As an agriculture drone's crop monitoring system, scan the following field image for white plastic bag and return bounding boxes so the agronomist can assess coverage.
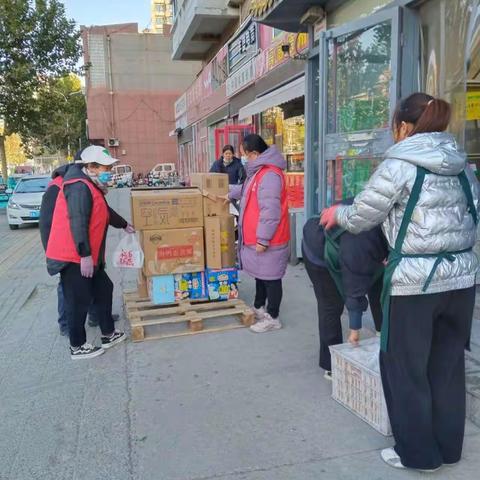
[112,234,144,269]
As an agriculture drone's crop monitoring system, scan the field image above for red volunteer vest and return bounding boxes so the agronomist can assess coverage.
[243,166,290,246]
[46,178,109,266]
[49,176,63,189]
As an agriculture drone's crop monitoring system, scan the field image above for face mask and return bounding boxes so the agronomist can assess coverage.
[241,156,247,166]
[223,156,233,166]
[98,171,112,184]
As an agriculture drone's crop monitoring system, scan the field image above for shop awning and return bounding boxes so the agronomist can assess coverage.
[238,76,305,120]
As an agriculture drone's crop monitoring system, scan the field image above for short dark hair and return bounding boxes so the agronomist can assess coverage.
[222,144,234,154]
[392,92,451,136]
[87,162,102,169]
[242,134,269,155]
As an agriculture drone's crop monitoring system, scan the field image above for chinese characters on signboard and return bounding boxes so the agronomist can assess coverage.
[226,59,256,97]
[228,21,258,74]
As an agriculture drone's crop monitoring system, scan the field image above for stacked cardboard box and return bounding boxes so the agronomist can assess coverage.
[131,176,239,305]
[190,173,236,270]
[131,187,206,304]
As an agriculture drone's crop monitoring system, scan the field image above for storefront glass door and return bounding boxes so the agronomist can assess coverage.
[319,8,402,207]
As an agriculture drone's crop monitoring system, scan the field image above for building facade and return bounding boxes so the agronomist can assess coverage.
[252,0,480,218]
[151,0,174,34]
[172,0,308,213]
[81,23,201,174]
[171,0,479,255]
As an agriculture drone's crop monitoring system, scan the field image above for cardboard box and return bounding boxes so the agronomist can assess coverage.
[147,273,207,304]
[174,272,208,301]
[142,227,205,276]
[205,268,239,301]
[190,173,229,217]
[204,216,236,269]
[137,270,148,298]
[148,275,175,305]
[131,188,204,230]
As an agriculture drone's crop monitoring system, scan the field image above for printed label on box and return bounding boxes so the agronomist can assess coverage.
[157,245,194,260]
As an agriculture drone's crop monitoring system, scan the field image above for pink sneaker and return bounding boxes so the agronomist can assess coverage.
[250,313,282,333]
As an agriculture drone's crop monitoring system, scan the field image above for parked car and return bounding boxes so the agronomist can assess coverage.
[0,178,8,209]
[6,175,50,230]
[150,163,176,180]
[111,164,133,187]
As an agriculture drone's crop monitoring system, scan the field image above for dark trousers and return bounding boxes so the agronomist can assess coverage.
[57,280,100,330]
[304,257,383,371]
[254,278,283,318]
[60,264,115,348]
[380,287,475,470]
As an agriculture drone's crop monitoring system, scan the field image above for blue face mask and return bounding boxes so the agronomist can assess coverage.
[98,171,112,184]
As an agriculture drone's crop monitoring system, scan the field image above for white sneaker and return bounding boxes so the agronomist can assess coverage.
[381,448,441,473]
[253,306,266,322]
[381,448,405,469]
[250,313,282,333]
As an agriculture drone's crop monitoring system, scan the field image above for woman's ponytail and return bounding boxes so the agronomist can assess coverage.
[392,93,451,136]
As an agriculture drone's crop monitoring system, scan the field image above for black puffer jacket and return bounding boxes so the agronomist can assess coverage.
[209,157,246,185]
[302,216,388,326]
[43,164,128,275]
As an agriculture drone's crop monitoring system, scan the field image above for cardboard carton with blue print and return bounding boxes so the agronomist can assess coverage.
[206,268,239,301]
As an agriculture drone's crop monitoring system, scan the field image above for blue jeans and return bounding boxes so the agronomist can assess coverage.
[57,280,98,329]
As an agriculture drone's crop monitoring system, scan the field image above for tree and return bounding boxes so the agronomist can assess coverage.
[0,0,81,180]
[5,133,28,166]
[30,74,87,158]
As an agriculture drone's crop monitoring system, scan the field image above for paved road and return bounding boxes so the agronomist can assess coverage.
[1,190,480,480]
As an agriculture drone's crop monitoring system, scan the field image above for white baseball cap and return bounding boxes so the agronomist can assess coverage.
[79,146,119,166]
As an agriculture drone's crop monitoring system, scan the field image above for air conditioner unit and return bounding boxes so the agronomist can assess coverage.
[108,138,120,147]
[300,6,325,26]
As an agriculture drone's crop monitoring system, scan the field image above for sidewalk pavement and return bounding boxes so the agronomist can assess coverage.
[0,190,480,479]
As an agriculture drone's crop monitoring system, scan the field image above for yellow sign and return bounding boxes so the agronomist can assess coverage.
[466,91,480,121]
[250,0,275,17]
[267,33,308,71]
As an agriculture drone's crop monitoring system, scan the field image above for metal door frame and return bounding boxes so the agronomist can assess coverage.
[317,6,414,210]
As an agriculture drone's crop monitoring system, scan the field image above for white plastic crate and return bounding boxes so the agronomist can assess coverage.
[329,337,392,436]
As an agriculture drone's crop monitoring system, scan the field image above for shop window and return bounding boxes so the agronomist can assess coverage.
[260,106,305,173]
[466,6,480,170]
[419,0,478,138]
[258,102,306,209]
[325,19,392,205]
[327,22,392,134]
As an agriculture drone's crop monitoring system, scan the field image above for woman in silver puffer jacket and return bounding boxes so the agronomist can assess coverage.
[322,93,479,472]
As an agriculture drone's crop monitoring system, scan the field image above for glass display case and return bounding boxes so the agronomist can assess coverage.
[320,8,400,207]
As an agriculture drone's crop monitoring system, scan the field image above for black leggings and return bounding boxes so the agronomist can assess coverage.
[61,264,115,348]
[254,278,283,318]
[380,287,475,470]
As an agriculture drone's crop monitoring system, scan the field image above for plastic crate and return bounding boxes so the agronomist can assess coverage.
[329,337,392,436]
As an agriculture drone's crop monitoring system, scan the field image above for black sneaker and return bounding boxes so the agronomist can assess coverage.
[70,343,104,360]
[101,331,126,349]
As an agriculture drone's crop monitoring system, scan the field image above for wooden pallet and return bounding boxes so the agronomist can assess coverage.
[123,291,254,342]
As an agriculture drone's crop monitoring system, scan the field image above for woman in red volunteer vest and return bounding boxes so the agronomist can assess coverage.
[46,146,128,360]
[229,134,290,333]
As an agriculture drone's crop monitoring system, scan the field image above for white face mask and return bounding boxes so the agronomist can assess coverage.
[241,156,247,166]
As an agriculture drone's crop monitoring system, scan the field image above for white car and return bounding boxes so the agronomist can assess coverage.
[150,163,176,180]
[111,164,133,187]
[7,175,50,230]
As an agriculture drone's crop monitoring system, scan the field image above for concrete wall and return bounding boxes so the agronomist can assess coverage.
[82,26,201,174]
